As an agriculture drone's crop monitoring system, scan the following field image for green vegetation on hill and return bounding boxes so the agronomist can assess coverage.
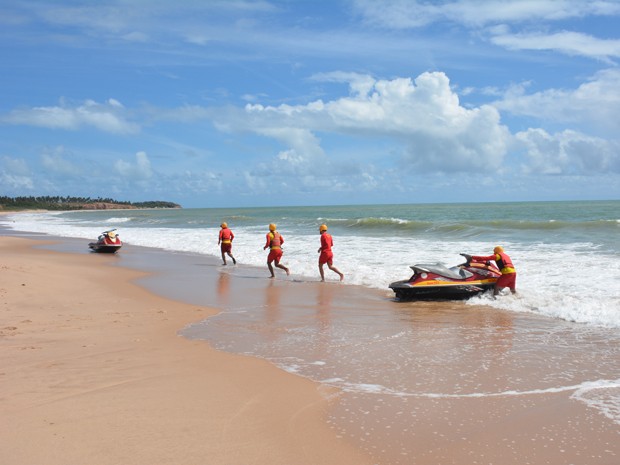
[0,196,181,211]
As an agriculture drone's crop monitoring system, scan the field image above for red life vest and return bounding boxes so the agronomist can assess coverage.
[495,252,515,273]
[269,232,282,249]
[220,228,233,244]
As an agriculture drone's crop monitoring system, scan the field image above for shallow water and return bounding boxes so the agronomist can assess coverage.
[3,200,620,328]
[3,203,620,464]
[179,276,620,464]
[96,245,620,464]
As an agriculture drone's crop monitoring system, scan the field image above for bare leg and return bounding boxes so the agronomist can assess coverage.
[228,252,236,264]
[221,251,227,265]
[267,262,275,278]
[328,264,344,281]
[276,263,290,275]
[493,284,503,296]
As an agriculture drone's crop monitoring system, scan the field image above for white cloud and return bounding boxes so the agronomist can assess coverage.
[490,30,620,61]
[494,68,620,134]
[242,72,510,173]
[352,0,620,29]
[114,151,153,179]
[28,1,277,46]
[2,99,139,134]
[352,0,620,61]
[0,172,34,190]
[311,71,377,97]
[1,155,30,176]
[1,156,33,189]
[40,146,82,176]
[516,128,620,174]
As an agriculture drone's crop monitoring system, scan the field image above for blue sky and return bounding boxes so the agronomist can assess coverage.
[1,0,619,208]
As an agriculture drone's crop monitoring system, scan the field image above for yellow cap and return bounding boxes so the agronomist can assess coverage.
[494,246,504,254]
[221,222,227,229]
[269,223,276,231]
[319,224,327,232]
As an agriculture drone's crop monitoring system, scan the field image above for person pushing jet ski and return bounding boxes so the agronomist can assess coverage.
[463,246,516,296]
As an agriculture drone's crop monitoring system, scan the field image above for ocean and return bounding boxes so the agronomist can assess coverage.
[3,200,620,463]
[4,200,619,327]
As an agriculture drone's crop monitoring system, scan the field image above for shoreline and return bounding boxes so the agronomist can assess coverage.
[2,227,620,465]
[0,235,374,465]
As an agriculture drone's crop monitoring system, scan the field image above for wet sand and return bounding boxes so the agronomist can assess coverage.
[123,239,620,464]
[2,232,619,465]
[0,235,373,465]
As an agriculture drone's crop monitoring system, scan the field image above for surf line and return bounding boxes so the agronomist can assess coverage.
[327,377,620,399]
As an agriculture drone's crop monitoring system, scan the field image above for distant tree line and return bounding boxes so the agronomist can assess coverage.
[0,196,181,211]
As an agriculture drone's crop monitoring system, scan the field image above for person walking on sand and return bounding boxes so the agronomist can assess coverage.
[470,245,516,296]
[317,224,344,282]
[264,223,289,278]
[218,222,236,265]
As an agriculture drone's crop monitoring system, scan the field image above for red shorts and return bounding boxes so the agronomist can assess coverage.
[267,248,283,264]
[220,243,232,253]
[319,250,333,265]
[497,273,516,290]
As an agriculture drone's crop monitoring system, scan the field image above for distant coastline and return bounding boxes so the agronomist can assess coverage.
[0,196,182,212]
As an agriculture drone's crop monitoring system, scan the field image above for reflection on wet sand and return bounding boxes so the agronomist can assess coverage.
[133,250,620,465]
[216,271,230,306]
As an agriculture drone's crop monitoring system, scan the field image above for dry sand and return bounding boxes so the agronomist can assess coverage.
[3,233,619,465]
[0,236,373,465]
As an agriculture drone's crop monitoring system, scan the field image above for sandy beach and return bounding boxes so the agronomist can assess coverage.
[2,232,619,465]
[0,236,373,465]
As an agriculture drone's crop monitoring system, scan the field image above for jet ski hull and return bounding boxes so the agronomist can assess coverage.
[390,280,494,301]
[389,260,501,301]
[89,243,122,253]
[89,229,122,253]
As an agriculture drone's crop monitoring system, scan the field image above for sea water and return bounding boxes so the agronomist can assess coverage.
[4,200,619,328]
[3,200,620,463]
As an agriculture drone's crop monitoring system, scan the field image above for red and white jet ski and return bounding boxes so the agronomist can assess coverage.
[89,229,122,253]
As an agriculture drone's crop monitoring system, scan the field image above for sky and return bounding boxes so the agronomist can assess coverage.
[1,0,619,208]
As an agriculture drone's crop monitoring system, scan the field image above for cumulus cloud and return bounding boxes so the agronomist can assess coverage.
[115,151,153,179]
[494,68,620,133]
[2,98,139,134]
[515,128,620,174]
[241,71,510,173]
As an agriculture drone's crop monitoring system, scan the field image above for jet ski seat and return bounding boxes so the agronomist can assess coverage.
[411,264,473,280]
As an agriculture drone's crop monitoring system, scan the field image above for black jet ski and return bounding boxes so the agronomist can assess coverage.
[389,254,501,300]
[89,229,122,253]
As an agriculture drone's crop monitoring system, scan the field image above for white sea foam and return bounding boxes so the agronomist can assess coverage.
[572,381,620,426]
[3,210,620,329]
[325,377,620,399]
[286,360,620,425]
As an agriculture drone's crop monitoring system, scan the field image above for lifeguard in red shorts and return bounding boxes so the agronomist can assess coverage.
[317,224,344,282]
[472,245,516,296]
[218,222,236,265]
[264,223,289,278]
